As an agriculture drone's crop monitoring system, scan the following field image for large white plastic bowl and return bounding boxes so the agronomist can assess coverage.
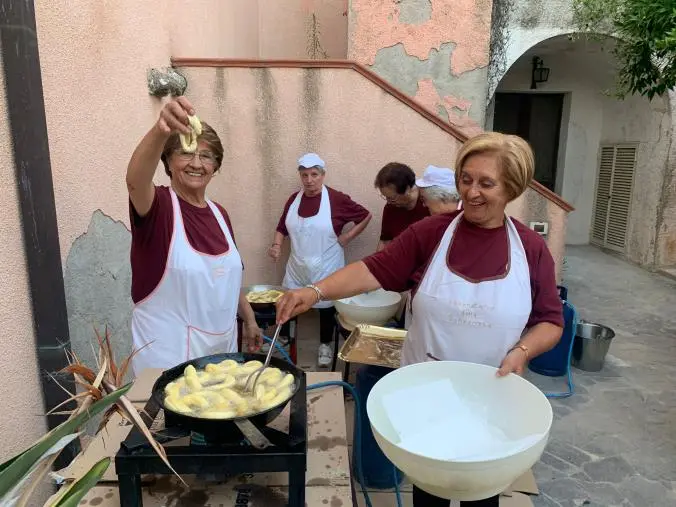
[334,289,401,326]
[366,361,552,501]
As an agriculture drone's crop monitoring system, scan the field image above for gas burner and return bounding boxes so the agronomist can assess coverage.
[115,376,307,506]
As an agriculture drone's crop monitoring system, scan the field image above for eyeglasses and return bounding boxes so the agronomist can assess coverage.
[379,187,412,204]
[174,150,218,167]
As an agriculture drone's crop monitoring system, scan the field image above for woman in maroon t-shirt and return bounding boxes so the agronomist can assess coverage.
[268,153,372,367]
[374,162,430,252]
[126,97,261,376]
[276,133,563,507]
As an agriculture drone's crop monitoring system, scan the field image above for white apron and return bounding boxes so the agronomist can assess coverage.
[131,189,242,376]
[282,186,345,309]
[402,213,532,368]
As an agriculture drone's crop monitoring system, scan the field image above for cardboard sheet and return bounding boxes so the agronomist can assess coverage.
[54,371,352,504]
[52,367,539,507]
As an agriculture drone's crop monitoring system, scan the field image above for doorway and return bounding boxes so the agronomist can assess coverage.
[493,93,564,192]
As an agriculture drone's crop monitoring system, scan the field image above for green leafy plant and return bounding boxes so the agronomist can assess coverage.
[0,385,129,506]
[0,327,183,507]
[48,458,111,507]
[573,0,676,98]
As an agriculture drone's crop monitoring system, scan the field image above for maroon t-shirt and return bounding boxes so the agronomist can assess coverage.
[276,186,370,237]
[363,212,563,328]
[380,196,430,241]
[129,185,237,303]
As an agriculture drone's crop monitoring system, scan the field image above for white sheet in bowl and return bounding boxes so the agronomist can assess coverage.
[382,379,544,462]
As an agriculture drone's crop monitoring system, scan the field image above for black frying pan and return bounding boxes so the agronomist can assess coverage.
[151,352,304,439]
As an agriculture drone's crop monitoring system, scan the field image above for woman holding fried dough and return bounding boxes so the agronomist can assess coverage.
[126,97,261,377]
[276,133,564,507]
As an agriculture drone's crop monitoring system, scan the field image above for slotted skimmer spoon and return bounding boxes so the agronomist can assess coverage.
[245,323,282,393]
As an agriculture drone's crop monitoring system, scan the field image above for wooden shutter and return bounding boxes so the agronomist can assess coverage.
[591,146,614,245]
[605,145,637,250]
[591,144,637,251]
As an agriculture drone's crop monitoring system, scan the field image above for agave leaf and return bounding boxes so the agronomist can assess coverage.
[103,381,186,486]
[92,356,107,390]
[95,326,117,383]
[0,383,131,499]
[2,433,80,507]
[46,392,91,416]
[47,457,110,507]
[61,364,96,384]
[115,342,152,387]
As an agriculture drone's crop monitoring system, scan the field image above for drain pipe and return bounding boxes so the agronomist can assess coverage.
[0,1,79,468]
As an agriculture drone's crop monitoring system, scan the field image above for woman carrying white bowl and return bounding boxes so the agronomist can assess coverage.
[276,132,564,507]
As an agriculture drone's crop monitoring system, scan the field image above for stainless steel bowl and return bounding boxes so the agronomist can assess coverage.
[242,284,286,311]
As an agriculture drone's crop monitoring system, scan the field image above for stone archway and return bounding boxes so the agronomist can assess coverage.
[487,34,674,268]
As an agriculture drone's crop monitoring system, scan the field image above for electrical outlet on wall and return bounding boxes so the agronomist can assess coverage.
[529,221,549,237]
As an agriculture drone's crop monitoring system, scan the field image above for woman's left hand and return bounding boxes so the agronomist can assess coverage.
[242,320,263,352]
[338,233,350,247]
[496,347,528,377]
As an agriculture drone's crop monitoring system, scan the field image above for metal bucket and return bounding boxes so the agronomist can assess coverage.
[571,320,615,372]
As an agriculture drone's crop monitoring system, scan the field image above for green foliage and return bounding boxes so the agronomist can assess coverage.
[49,458,111,507]
[0,383,131,506]
[573,0,676,98]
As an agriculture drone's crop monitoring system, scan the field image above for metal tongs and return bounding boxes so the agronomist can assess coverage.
[244,324,282,393]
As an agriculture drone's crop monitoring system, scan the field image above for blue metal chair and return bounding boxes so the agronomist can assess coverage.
[534,299,577,399]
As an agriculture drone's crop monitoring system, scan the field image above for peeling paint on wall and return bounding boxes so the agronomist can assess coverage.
[351,0,491,76]
[370,43,489,125]
[414,78,483,135]
[64,210,133,381]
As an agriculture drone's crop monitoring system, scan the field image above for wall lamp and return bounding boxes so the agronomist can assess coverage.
[530,56,550,89]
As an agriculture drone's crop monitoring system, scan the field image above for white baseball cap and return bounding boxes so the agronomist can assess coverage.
[298,153,325,169]
[416,165,456,191]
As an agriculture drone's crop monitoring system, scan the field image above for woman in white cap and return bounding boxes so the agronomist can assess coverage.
[276,134,563,507]
[268,153,372,366]
[417,165,462,215]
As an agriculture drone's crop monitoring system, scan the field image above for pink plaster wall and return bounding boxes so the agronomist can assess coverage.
[349,0,490,74]
[0,58,49,487]
[169,0,347,59]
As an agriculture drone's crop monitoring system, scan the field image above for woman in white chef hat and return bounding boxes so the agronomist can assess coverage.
[388,165,462,328]
[416,165,462,214]
[269,153,372,367]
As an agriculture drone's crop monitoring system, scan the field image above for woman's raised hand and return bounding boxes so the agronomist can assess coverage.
[156,97,195,136]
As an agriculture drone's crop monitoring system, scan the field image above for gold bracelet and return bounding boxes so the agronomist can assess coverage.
[512,343,529,360]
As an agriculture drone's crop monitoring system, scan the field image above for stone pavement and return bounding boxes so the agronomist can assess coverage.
[527,246,676,507]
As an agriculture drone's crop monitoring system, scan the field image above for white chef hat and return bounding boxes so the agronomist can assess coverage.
[298,153,325,170]
[416,165,457,192]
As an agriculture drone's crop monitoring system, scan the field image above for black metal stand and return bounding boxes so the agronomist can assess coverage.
[331,315,353,383]
[115,376,308,506]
